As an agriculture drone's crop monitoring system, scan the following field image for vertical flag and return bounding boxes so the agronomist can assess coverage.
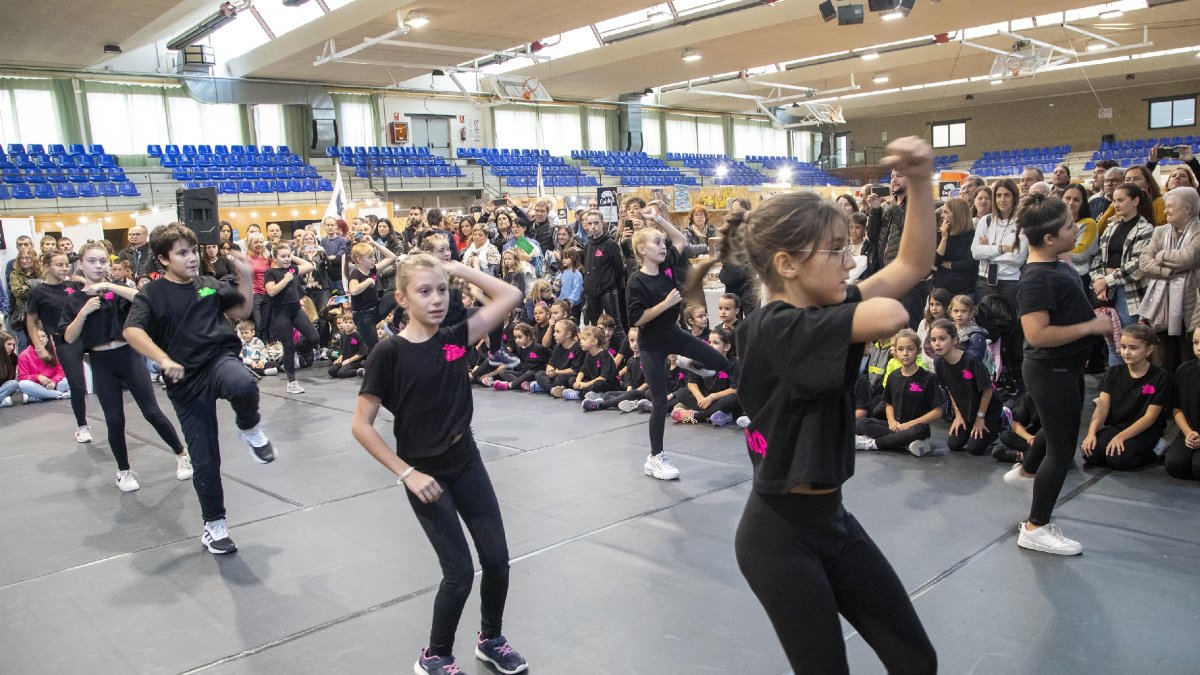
[535,161,544,198]
[324,161,346,219]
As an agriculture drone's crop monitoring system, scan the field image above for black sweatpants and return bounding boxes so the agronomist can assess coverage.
[1082,425,1161,471]
[1022,358,1086,526]
[51,334,88,427]
[1165,435,1200,480]
[168,353,261,523]
[736,490,936,674]
[90,344,184,471]
[597,388,648,409]
[533,371,574,391]
[327,361,362,378]
[672,388,742,421]
[855,417,931,451]
[584,289,622,332]
[270,302,319,382]
[353,305,381,352]
[407,443,509,658]
[641,328,728,455]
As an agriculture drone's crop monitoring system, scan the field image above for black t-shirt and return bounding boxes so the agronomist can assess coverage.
[358,322,473,460]
[349,265,379,312]
[443,286,467,330]
[263,266,301,306]
[664,244,689,288]
[734,286,866,493]
[514,342,549,373]
[548,340,585,373]
[1173,360,1200,427]
[1010,392,1042,434]
[687,356,740,395]
[60,288,131,352]
[934,353,999,425]
[532,322,549,348]
[338,331,370,362]
[1102,364,1170,432]
[124,275,244,390]
[627,269,680,348]
[1105,217,1137,268]
[622,354,646,389]
[854,374,871,413]
[580,349,618,387]
[882,367,939,424]
[1017,261,1097,363]
[666,363,688,394]
[26,281,78,337]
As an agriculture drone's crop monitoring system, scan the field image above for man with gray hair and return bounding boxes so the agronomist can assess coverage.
[1028,182,1053,197]
[1019,166,1044,196]
[961,175,985,206]
[118,225,159,278]
[1090,166,1125,219]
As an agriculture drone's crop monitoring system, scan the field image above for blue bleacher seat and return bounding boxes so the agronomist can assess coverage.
[287,179,303,192]
[99,182,119,197]
[147,144,163,158]
[48,144,66,156]
[118,182,140,197]
[69,143,86,155]
[78,183,99,198]
[36,184,57,199]
[12,185,34,199]
[255,179,272,192]
[219,180,237,194]
[245,145,259,155]
[6,144,24,155]
[317,179,333,191]
[24,170,45,184]
[26,144,45,155]
[0,185,9,200]
[197,144,212,155]
[260,145,274,155]
[182,145,197,155]
[88,144,105,155]
[44,168,66,183]
[277,145,289,155]
[326,146,339,158]
[164,144,181,155]
[213,145,229,155]
[3,168,23,184]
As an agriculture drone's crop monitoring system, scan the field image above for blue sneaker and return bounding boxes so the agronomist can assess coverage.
[710,410,733,427]
[529,381,545,394]
[562,389,581,400]
[414,648,464,675]
[487,348,521,368]
[581,398,601,411]
[475,633,527,674]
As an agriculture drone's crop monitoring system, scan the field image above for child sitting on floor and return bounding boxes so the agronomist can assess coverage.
[238,321,277,376]
[329,314,369,378]
[1081,324,1169,471]
[669,327,743,427]
[484,323,548,391]
[854,329,941,457]
[557,325,618,400]
[532,319,583,394]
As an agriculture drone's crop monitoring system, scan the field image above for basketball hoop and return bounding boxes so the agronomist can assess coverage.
[521,78,538,101]
[1005,55,1024,79]
[804,102,846,125]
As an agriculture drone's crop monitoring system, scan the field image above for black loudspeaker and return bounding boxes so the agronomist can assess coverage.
[819,1,836,22]
[176,187,220,245]
[868,0,897,11]
[312,118,338,151]
[1101,133,1116,146]
[897,0,916,16]
[838,4,865,25]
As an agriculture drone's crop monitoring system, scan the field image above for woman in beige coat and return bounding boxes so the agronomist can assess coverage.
[1138,186,1200,374]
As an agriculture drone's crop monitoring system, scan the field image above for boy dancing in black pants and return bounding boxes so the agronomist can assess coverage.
[124,224,276,554]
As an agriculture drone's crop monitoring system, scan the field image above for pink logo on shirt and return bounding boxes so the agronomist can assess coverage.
[288,267,297,275]
[608,348,616,356]
[595,359,601,368]
[103,292,115,301]
[529,351,538,359]
[64,287,76,295]
[443,344,466,361]
[746,429,768,457]
[350,338,358,345]
[718,371,729,379]
[502,333,508,341]
[594,250,604,257]
[664,268,674,279]
[909,382,923,392]
[371,274,378,282]
[961,369,973,380]
[568,351,575,359]
[678,371,686,380]
[1141,384,1156,395]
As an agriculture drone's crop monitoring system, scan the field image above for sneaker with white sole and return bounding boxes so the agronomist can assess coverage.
[238,426,276,464]
[854,434,876,450]
[475,633,528,674]
[480,376,495,387]
[201,518,237,554]
[1017,522,1082,556]
[644,452,681,480]
[675,355,716,378]
[75,426,93,443]
[581,399,602,412]
[617,399,641,413]
[115,469,140,492]
[176,454,193,481]
[709,411,733,427]
[736,415,751,428]
[414,648,462,675]
[562,389,581,400]
[286,381,305,394]
[264,367,278,376]
[671,408,698,424]
[636,399,654,413]
[487,348,521,368]
[1003,462,1035,489]
[550,385,565,398]
[908,439,931,457]
[528,381,544,393]
[0,396,12,408]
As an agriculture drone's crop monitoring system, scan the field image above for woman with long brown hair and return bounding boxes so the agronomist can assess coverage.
[933,196,976,296]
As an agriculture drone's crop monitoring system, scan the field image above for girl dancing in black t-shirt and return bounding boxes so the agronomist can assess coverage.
[690,138,938,673]
[351,253,528,675]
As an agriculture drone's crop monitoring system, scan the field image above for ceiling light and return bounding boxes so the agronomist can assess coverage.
[1098,10,1123,20]
[681,48,702,62]
[405,11,430,28]
[860,52,880,61]
[1086,40,1108,52]
[881,11,903,21]
[990,79,1003,85]
[873,74,890,83]
[647,8,672,23]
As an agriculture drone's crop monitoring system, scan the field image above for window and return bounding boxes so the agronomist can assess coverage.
[586,109,609,152]
[0,84,63,146]
[492,108,537,149]
[254,104,288,147]
[834,133,850,168]
[1149,97,1196,130]
[931,121,966,149]
[86,90,170,154]
[641,110,661,156]
[167,96,243,146]
[538,108,582,156]
[336,96,377,147]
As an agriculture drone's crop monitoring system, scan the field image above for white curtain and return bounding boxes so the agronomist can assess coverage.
[696,117,725,155]
[86,91,169,154]
[665,116,698,155]
[641,111,661,156]
[539,108,582,156]
[493,108,537,149]
[733,118,786,158]
[792,131,813,162]
[0,87,63,146]
[167,97,243,146]
[337,97,377,147]
[253,104,288,147]
[586,109,609,152]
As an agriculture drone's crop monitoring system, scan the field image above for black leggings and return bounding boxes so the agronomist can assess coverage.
[407,445,509,658]
[672,388,742,421]
[496,370,537,387]
[270,302,319,381]
[168,353,261,523]
[976,278,1023,382]
[946,423,998,455]
[855,417,931,451]
[534,371,574,391]
[51,334,88,427]
[1082,425,1161,471]
[1022,358,1086,526]
[597,388,648,409]
[353,306,381,352]
[584,289,623,332]
[1165,435,1200,480]
[736,490,936,674]
[90,344,185,470]
[641,329,728,455]
[327,361,362,378]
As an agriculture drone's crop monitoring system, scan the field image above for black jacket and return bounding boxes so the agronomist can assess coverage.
[583,231,624,297]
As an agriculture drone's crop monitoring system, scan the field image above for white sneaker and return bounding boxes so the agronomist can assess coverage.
[644,452,681,480]
[617,400,641,413]
[115,470,140,492]
[58,391,72,400]
[675,356,716,378]
[201,518,237,554]
[908,439,930,457]
[1017,522,1082,556]
[584,391,604,401]
[854,434,876,450]
[75,426,93,443]
[286,381,305,394]
[264,367,278,376]
[176,454,193,481]
[239,426,276,464]
[1003,463,1035,489]
[0,396,12,408]
[736,415,750,428]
